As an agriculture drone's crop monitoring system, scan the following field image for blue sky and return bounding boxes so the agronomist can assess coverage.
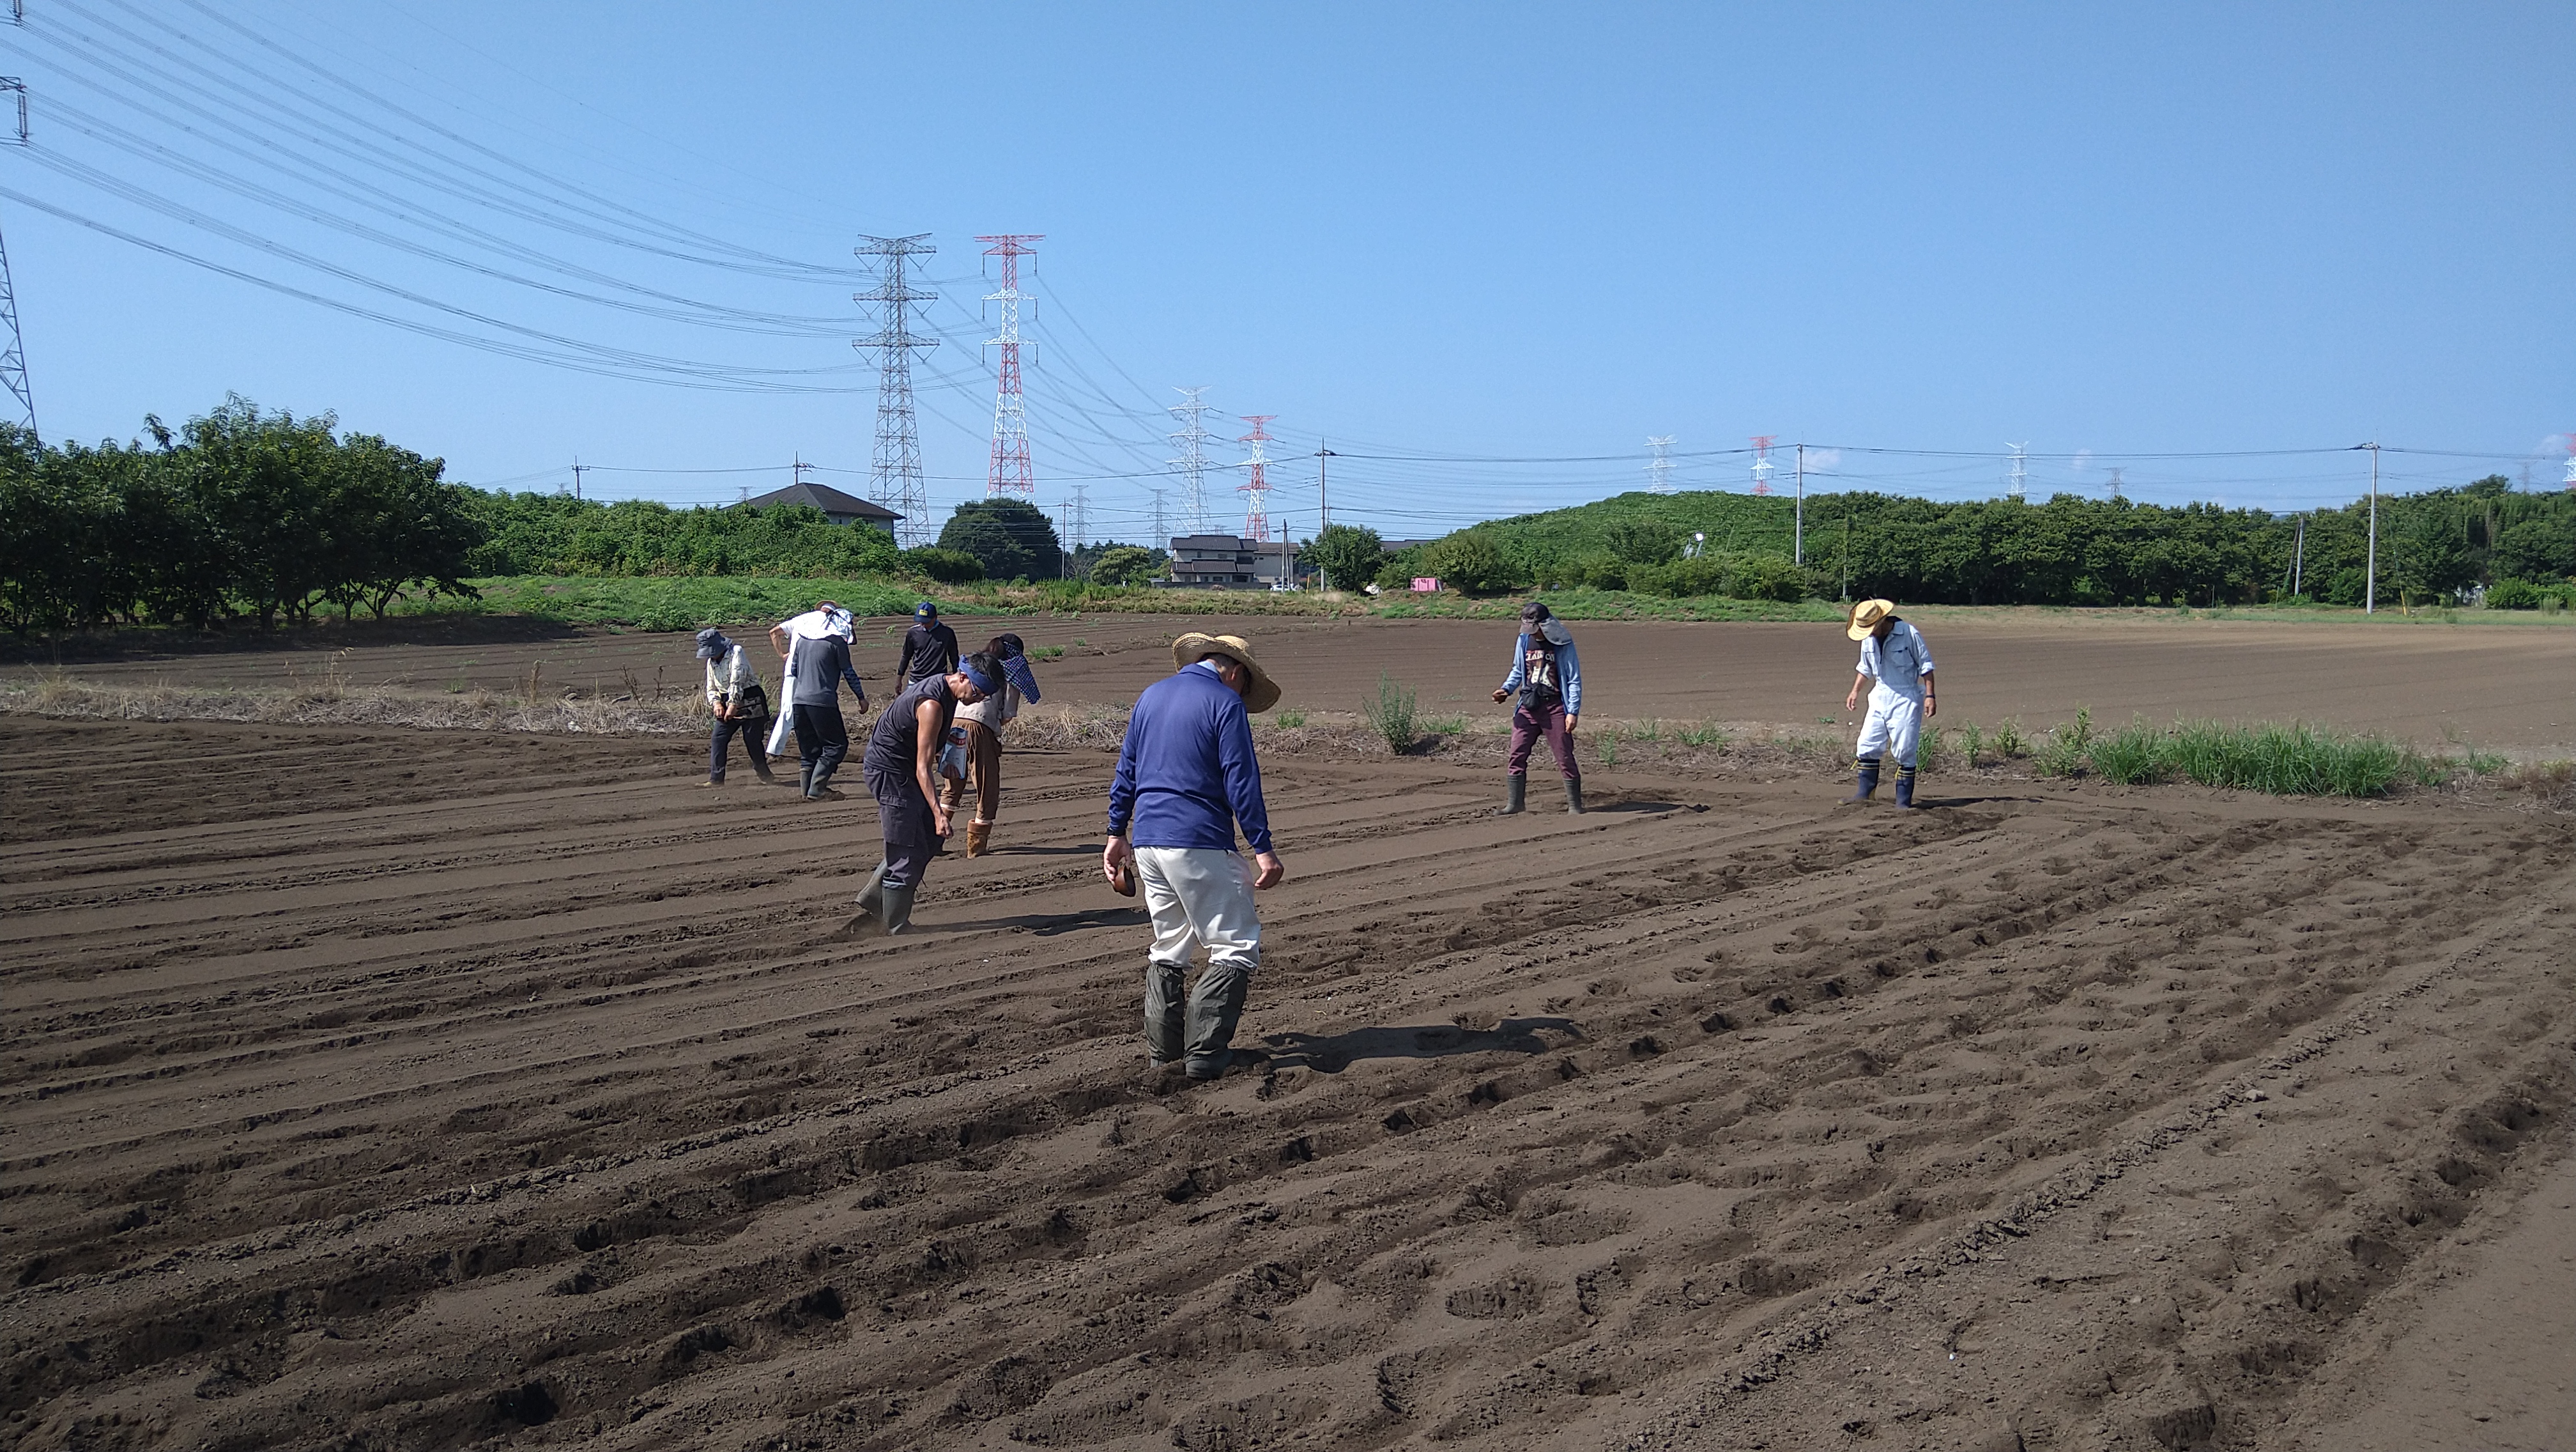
[4,1,2570,542]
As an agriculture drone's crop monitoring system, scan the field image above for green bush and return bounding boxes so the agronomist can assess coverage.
[1729,555,1811,602]
[1085,544,1164,587]
[902,546,984,583]
[2483,578,2572,610]
[1360,671,1420,752]
[1422,532,1516,593]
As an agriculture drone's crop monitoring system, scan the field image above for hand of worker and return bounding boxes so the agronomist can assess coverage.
[931,804,951,839]
[1101,833,1133,887]
[1252,851,1285,890]
[1491,688,1509,703]
[1924,694,1938,718]
[1564,714,1578,733]
[1844,687,1862,712]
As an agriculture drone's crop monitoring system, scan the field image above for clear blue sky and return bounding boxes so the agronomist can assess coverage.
[5,1,2570,542]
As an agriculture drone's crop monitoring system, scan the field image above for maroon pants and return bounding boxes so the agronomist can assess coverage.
[1508,701,1580,781]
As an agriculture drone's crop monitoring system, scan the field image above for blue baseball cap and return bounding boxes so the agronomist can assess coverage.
[915,600,939,619]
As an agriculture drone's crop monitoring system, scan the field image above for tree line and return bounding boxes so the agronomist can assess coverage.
[1337,477,2576,607]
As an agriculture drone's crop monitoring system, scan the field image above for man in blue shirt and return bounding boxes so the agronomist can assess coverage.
[1102,632,1287,1081]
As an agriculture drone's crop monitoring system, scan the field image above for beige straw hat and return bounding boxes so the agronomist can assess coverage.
[1172,631,1282,713]
[1846,598,1897,642]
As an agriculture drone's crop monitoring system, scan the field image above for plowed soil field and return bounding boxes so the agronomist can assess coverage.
[5,715,2572,1451]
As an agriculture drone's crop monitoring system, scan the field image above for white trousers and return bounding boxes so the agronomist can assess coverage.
[1135,846,1262,971]
[1856,691,1924,768]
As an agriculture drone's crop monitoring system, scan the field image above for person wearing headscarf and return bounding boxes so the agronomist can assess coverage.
[894,600,960,685]
[694,626,776,787]
[1492,599,1585,815]
[850,651,1001,935]
[765,603,867,799]
[940,632,1045,856]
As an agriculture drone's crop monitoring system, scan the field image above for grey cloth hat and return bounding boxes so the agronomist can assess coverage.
[694,627,730,660]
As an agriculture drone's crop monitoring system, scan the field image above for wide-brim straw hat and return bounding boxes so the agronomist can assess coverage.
[1846,598,1897,642]
[1172,631,1282,713]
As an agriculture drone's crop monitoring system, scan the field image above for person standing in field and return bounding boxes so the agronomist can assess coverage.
[1491,599,1584,815]
[1102,633,1287,1082]
[1842,598,1936,808]
[694,627,776,787]
[940,632,1045,857]
[767,604,868,800]
[851,651,1000,935]
[895,600,960,685]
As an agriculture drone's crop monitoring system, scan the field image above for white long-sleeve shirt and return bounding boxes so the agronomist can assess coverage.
[703,644,760,709]
[1857,621,1935,702]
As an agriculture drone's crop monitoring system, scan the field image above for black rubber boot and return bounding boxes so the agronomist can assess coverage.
[1894,765,1919,808]
[1563,777,1584,815]
[853,860,887,913]
[877,884,917,936]
[1183,964,1253,1079]
[798,760,815,796]
[1143,961,1187,1067]
[1844,756,1882,802]
[1501,775,1527,815]
[806,764,843,801]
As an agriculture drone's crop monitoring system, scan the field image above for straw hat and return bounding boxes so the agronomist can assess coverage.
[1846,598,1897,642]
[1172,631,1281,713]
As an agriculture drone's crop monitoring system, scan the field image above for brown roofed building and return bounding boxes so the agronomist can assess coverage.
[737,481,903,529]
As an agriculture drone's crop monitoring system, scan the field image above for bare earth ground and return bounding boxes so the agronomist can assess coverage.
[15,610,2576,752]
[4,698,2573,1450]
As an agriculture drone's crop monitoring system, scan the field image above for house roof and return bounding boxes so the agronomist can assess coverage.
[738,481,902,523]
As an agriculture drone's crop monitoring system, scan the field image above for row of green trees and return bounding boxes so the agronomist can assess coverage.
[1340,477,2576,607]
[1,404,484,632]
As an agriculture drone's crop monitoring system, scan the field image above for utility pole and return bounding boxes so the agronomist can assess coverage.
[1236,414,1276,543]
[1793,443,1805,564]
[0,68,34,438]
[978,234,1041,500]
[1315,442,1336,531]
[1167,386,1215,534]
[2292,514,2306,598]
[792,453,813,489]
[1841,513,1851,601]
[571,458,588,501]
[1646,436,1675,495]
[2361,442,2380,614]
[854,233,938,546]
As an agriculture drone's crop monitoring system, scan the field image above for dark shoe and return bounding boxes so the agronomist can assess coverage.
[854,861,887,913]
[877,884,917,935]
[1563,777,1584,814]
[752,759,776,784]
[798,761,815,796]
[1894,766,1919,808]
[1844,757,1882,803]
[806,785,845,801]
[1501,775,1526,815]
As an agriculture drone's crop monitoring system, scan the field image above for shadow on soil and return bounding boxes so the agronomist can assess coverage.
[1261,1016,1582,1074]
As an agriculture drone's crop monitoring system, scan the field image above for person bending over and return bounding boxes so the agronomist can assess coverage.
[852,651,999,934]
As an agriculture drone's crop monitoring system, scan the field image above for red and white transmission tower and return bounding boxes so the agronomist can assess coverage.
[1236,414,1278,541]
[978,234,1042,498]
[1750,435,1777,495]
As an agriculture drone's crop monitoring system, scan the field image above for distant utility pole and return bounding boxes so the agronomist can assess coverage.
[2005,441,2028,501]
[2292,514,2306,597]
[978,234,1042,500]
[1315,442,1336,530]
[1793,443,1805,564]
[792,453,813,488]
[0,70,34,438]
[1646,436,1676,495]
[571,458,588,500]
[854,233,939,546]
[1167,386,1215,534]
[2361,441,2380,613]
[1750,436,1776,495]
[1236,414,1277,542]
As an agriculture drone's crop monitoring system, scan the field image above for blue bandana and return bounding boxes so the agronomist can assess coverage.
[962,661,1001,696]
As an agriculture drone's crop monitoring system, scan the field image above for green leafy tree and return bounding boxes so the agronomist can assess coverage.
[902,546,985,583]
[1422,530,1515,592]
[1086,544,1165,586]
[938,498,1061,582]
[1301,523,1385,591]
[1601,517,1681,566]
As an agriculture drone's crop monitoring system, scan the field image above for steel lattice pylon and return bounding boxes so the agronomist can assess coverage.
[1167,386,1215,536]
[1236,414,1277,542]
[853,233,938,546]
[978,234,1041,499]
[0,75,29,439]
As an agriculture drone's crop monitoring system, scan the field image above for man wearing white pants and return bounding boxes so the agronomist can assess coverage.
[1103,633,1287,1081]
[1842,598,1937,808]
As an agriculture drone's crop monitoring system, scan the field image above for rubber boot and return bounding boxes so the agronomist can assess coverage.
[1844,755,1882,803]
[965,820,992,857]
[798,760,814,796]
[806,764,844,801]
[877,884,917,936]
[1563,777,1585,815]
[1143,961,1187,1067]
[751,748,776,785]
[852,860,887,913]
[1894,764,1919,808]
[1501,775,1527,815]
[1183,962,1254,1080]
